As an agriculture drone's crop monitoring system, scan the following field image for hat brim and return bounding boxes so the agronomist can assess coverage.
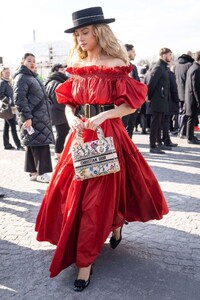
[64,18,115,33]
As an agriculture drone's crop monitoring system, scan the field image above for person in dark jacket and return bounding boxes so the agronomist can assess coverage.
[174,52,194,138]
[13,53,54,183]
[0,67,24,150]
[162,69,179,147]
[139,65,149,134]
[169,67,180,132]
[144,62,156,131]
[122,44,140,138]
[147,47,172,154]
[185,51,200,144]
[45,64,70,160]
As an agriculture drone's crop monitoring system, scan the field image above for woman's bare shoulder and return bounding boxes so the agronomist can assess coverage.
[68,60,84,67]
[113,58,127,67]
[68,58,127,68]
[102,57,127,68]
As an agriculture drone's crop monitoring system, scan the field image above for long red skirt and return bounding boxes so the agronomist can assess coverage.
[35,118,168,277]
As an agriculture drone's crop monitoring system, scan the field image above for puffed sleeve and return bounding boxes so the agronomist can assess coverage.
[55,78,77,107]
[115,77,148,109]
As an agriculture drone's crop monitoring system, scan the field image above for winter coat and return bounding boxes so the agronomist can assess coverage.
[45,72,69,126]
[146,59,170,114]
[13,65,54,146]
[168,70,179,115]
[0,79,16,120]
[185,62,200,116]
[174,54,194,102]
[0,78,14,104]
[130,63,140,81]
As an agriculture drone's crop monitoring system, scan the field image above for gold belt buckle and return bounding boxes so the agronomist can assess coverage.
[100,105,105,112]
[84,103,90,118]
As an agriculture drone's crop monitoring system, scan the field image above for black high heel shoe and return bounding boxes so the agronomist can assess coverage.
[110,226,122,249]
[74,265,93,292]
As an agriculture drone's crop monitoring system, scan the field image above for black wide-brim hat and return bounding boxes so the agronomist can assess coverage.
[64,6,115,33]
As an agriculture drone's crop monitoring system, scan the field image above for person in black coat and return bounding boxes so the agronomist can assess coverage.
[45,64,70,160]
[174,52,194,138]
[169,67,180,132]
[147,48,172,154]
[162,69,179,147]
[122,44,140,138]
[13,53,54,182]
[144,62,156,131]
[139,65,149,134]
[0,67,23,150]
[185,51,200,144]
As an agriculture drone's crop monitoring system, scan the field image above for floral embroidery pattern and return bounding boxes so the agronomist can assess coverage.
[71,127,120,180]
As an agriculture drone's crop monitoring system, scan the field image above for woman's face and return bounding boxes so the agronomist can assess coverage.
[22,55,36,72]
[75,25,98,52]
[2,68,10,80]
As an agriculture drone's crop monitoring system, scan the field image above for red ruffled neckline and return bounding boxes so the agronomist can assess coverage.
[66,65,132,75]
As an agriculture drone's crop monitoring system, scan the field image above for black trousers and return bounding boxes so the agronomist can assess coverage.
[55,123,70,153]
[170,114,179,131]
[162,115,171,145]
[122,110,138,138]
[179,101,187,136]
[150,111,164,148]
[186,113,198,141]
[25,145,52,175]
[140,113,147,133]
[3,117,21,148]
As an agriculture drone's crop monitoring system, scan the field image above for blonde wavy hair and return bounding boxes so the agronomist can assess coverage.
[68,24,129,65]
[0,66,12,85]
[0,66,8,78]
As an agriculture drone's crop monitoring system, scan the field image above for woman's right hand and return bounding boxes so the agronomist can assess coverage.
[23,119,32,129]
[67,114,85,132]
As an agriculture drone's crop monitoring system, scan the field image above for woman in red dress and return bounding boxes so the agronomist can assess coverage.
[35,6,169,291]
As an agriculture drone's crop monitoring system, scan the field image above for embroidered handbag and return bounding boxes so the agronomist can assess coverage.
[70,126,120,180]
[0,97,13,120]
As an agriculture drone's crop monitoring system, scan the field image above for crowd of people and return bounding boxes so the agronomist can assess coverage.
[1,50,199,156]
[124,47,200,154]
[0,34,199,163]
[142,48,200,154]
[0,59,70,183]
[0,5,199,292]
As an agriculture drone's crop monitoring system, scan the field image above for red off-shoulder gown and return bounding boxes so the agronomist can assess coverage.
[35,65,168,278]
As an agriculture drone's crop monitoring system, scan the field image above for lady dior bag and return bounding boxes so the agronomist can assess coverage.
[70,126,120,180]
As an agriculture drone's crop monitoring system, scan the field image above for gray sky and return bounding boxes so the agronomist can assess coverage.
[1,0,199,67]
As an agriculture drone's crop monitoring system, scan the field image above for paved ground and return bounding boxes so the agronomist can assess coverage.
[0,118,200,300]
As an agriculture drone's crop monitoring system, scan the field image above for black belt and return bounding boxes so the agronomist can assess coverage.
[77,103,115,118]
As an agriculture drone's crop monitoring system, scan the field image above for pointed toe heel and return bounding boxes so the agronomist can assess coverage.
[73,265,93,292]
[110,226,122,249]
[74,279,90,292]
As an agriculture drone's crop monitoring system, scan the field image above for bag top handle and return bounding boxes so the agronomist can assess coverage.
[76,126,105,145]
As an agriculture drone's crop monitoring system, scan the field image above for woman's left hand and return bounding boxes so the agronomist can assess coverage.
[84,113,106,130]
